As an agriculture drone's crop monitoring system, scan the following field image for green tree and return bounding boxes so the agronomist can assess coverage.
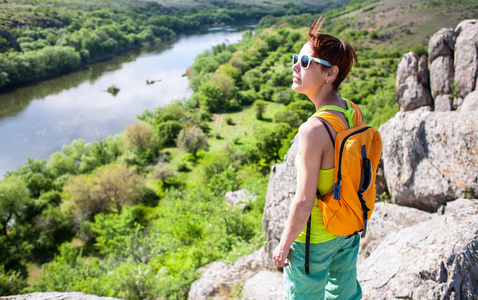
[123,120,155,152]
[0,176,30,237]
[63,164,146,219]
[176,127,209,159]
[0,264,26,296]
[254,123,291,164]
[254,100,267,120]
[156,120,182,147]
[209,73,235,100]
[197,82,223,113]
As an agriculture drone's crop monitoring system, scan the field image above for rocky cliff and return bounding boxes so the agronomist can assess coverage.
[398,19,478,112]
[189,19,478,300]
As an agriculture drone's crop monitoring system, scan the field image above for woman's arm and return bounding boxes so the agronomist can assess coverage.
[273,119,327,267]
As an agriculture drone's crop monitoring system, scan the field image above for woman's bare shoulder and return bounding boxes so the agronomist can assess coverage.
[299,118,327,139]
[298,118,329,151]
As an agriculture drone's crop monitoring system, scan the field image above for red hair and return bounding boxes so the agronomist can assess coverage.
[308,17,358,91]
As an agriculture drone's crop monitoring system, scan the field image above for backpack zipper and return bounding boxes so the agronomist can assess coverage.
[334,126,372,200]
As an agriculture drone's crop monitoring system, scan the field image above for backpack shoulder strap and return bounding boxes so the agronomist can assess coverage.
[309,99,364,131]
[347,100,365,126]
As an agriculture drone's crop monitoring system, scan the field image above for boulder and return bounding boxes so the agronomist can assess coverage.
[262,136,298,270]
[428,27,455,62]
[454,19,478,103]
[460,90,478,112]
[429,55,454,99]
[379,108,478,212]
[418,55,429,87]
[224,189,257,209]
[359,202,430,260]
[241,271,283,300]
[434,94,452,111]
[396,51,418,81]
[0,293,119,300]
[188,248,264,300]
[396,52,432,111]
[358,198,478,299]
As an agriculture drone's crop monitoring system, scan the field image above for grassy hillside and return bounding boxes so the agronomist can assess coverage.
[322,0,478,51]
[147,0,351,10]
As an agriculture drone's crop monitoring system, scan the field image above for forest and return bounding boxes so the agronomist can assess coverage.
[1,0,477,298]
[0,0,343,91]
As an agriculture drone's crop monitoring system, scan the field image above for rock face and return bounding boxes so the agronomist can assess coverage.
[398,19,478,112]
[224,189,257,209]
[0,293,119,300]
[242,271,283,300]
[359,202,430,260]
[460,90,478,112]
[188,248,264,300]
[379,108,478,212]
[261,136,298,270]
[454,19,478,104]
[428,27,455,62]
[429,55,453,100]
[358,198,478,299]
[396,52,432,111]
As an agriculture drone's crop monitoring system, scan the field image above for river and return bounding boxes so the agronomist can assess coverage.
[0,26,251,177]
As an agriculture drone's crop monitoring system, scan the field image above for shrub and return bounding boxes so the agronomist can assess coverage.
[176,127,209,159]
[156,120,183,147]
[254,100,267,120]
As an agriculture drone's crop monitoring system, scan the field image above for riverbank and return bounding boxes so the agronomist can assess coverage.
[0,27,248,177]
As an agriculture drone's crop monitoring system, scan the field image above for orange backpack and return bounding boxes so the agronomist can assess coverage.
[303,100,382,274]
[310,99,382,238]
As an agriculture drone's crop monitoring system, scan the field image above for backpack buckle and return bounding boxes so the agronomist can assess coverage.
[333,180,341,200]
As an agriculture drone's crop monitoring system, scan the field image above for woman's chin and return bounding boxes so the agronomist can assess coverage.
[291,83,302,92]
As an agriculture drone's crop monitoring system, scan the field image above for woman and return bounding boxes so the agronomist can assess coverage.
[272,18,362,299]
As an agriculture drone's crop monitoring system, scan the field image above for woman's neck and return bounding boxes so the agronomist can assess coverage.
[310,89,342,111]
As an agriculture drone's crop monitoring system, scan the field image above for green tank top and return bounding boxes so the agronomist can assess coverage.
[294,99,356,243]
[294,150,337,243]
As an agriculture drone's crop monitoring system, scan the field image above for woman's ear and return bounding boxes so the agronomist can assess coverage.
[326,66,339,83]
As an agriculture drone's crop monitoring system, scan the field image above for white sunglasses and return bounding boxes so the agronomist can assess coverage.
[292,54,332,69]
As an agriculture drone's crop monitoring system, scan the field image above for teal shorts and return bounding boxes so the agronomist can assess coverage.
[283,234,362,300]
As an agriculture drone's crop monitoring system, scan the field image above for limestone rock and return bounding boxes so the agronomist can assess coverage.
[359,202,430,260]
[430,55,454,99]
[0,293,119,300]
[397,51,418,81]
[241,271,283,300]
[454,19,478,103]
[428,27,455,62]
[418,55,429,88]
[460,90,478,112]
[225,189,257,209]
[379,108,478,212]
[396,52,432,111]
[188,248,263,300]
[434,94,452,111]
[358,198,478,299]
[262,136,298,270]
[455,19,478,36]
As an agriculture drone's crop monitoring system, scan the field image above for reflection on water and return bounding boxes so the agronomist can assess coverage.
[0,27,249,176]
[0,41,175,120]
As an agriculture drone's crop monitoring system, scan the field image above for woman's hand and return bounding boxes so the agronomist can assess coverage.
[272,244,289,268]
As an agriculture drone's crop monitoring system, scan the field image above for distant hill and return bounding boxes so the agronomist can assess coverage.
[323,0,478,51]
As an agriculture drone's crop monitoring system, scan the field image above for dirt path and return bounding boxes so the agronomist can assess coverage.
[215,113,224,129]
